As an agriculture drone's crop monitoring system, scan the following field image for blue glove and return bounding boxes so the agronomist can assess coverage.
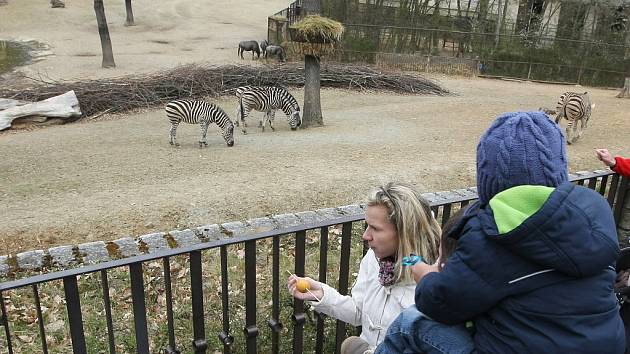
[402,254,423,266]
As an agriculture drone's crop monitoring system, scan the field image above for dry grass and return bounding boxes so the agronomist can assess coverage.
[0,63,448,118]
[290,15,344,43]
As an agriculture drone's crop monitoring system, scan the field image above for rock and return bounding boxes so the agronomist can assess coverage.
[16,250,45,270]
[48,245,76,267]
[78,241,110,264]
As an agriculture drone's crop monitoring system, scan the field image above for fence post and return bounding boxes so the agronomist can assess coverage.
[615,177,630,242]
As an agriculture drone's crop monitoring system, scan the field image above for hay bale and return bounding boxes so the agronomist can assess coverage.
[289,16,344,44]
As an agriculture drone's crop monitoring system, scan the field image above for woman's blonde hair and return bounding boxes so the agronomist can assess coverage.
[366,182,441,284]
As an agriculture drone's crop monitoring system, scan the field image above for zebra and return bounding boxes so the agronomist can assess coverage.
[236,86,297,133]
[237,87,301,134]
[554,91,594,144]
[165,99,235,147]
[233,85,275,129]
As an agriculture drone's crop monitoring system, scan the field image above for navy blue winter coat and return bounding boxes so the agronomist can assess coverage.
[416,182,625,354]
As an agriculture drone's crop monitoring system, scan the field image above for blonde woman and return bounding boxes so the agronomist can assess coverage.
[287,182,441,354]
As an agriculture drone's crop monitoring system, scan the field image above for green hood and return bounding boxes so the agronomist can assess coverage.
[489,185,554,234]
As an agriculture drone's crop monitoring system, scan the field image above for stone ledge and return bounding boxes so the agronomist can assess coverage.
[0,182,483,277]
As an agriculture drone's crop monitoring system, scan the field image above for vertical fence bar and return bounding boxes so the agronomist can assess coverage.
[587,177,598,190]
[268,236,283,354]
[162,257,178,354]
[292,230,307,354]
[32,284,49,354]
[129,263,150,354]
[1,291,14,354]
[576,178,585,186]
[441,203,452,226]
[335,222,353,354]
[100,270,116,354]
[608,174,621,207]
[614,177,630,224]
[219,246,233,353]
[189,251,207,353]
[315,227,329,354]
[244,241,259,354]
[63,276,87,354]
[599,175,609,196]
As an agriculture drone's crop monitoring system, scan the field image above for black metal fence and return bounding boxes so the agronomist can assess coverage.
[268,0,305,46]
[335,23,630,87]
[1,171,628,354]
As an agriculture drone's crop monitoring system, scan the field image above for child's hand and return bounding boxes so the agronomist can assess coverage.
[615,270,630,289]
[287,275,324,302]
[411,261,439,283]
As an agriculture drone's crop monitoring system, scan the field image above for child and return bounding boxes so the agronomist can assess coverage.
[377,111,625,354]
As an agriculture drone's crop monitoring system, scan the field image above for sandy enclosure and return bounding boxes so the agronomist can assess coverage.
[0,0,287,80]
[0,1,629,253]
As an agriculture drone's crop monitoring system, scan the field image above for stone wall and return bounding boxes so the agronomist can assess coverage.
[1,170,623,278]
[0,204,367,277]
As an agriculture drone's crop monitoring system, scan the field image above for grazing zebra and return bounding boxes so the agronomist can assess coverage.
[237,87,301,134]
[233,85,275,129]
[554,92,594,144]
[165,99,235,147]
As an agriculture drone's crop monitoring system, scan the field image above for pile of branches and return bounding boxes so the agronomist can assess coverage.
[0,64,448,118]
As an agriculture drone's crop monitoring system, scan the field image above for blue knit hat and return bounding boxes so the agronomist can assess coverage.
[476,111,568,204]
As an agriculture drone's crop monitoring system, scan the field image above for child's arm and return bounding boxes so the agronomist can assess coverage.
[415,252,503,325]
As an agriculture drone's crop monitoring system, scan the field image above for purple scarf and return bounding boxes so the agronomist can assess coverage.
[378,256,397,287]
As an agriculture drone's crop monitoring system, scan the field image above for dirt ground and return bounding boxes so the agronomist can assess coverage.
[1,1,629,254]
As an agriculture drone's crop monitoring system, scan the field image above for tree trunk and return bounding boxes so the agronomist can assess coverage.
[125,0,135,26]
[618,77,630,98]
[302,55,323,128]
[494,0,503,49]
[94,0,116,68]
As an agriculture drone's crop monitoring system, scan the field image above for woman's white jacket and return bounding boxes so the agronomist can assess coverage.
[310,249,416,348]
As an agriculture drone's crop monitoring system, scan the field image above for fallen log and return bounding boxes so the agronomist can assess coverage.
[0,91,81,130]
[0,98,29,111]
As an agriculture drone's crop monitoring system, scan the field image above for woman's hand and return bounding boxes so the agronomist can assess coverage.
[411,262,439,283]
[287,275,324,301]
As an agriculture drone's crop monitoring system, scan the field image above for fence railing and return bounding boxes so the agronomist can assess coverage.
[335,23,630,87]
[1,170,628,354]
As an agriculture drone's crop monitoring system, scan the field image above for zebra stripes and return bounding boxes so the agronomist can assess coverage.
[236,86,301,134]
[554,91,594,144]
[165,99,235,147]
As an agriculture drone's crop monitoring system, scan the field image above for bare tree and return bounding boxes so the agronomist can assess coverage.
[125,0,135,26]
[302,54,323,127]
[94,0,115,68]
